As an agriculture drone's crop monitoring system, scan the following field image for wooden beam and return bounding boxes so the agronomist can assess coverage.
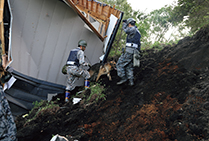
[64,0,122,41]
[87,0,92,11]
[65,0,104,41]
[79,0,83,6]
[83,0,87,9]
[0,0,5,55]
[104,18,109,34]
[97,3,102,15]
[92,1,97,13]
[0,0,4,22]
[102,5,110,18]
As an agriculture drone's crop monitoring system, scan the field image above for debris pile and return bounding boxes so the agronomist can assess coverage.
[15,25,209,141]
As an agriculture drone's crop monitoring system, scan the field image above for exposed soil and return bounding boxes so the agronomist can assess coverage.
[15,25,209,141]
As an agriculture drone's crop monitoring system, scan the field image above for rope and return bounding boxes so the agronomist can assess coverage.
[85,55,92,65]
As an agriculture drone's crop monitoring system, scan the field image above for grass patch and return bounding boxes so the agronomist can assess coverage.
[24,100,60,125]
[75,81,107,105]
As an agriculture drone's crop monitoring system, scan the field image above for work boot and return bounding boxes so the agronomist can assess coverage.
[117,78,127,85]
[85,79,90,90]
[65,91,70,102]
[128,79,134,86]
[65,98,69,102]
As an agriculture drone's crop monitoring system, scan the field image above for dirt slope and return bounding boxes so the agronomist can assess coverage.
[15,25,209,141]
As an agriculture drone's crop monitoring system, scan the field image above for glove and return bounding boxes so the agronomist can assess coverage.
[135,54,140,60]
[122,19,127,23]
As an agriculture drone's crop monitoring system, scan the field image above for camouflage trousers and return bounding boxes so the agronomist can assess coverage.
[0,87,17,141]
[116,52,134,80]
[66,66,90,91]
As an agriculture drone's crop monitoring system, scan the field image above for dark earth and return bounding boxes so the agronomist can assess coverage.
[15,25,209,141]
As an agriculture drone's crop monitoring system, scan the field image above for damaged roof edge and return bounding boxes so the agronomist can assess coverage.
[63,0,104,41]
[62,0,122,42]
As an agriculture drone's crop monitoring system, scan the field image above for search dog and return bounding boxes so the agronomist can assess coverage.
[88,60,116,82]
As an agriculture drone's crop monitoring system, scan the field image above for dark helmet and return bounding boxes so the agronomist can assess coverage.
[127,18,136,25]
[78,40,87,47]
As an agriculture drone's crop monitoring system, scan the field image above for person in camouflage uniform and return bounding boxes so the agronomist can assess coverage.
[0,87,17,141]
[0,54,17,141]
[65,40,91,102]
[116,18,141,86]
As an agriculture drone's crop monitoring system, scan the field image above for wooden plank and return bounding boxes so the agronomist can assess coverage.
[90,12,106,21]
[73,0,121,21]
[115,10,120,18]
[102,5,110,17]
[79,0,83,6]
[0,0,4,22]
[104,18,109,34]
[112,9,117,16]
[64,0,122,41]
[110,5,115,17]
[74,0,79,5]
[97,3,102,15]
[78,0,121,19]
[83,0,87,9]
[88,0,92,11]
[73,0,78,5]
[92,1,97,13]
[65,0,104,41]
[95,3,108,20]
[0,0,5,55]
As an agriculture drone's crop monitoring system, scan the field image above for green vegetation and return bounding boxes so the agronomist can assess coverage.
[75,81,107,104]
[22,81,108,123]
[87,82,107,102]
[100,0,208,57]
[24,100,60,125]
[170,0,209,32]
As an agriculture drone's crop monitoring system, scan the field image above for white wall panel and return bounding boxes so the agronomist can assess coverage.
[10,0,104,86]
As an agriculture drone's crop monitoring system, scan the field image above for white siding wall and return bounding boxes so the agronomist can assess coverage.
[9,0,103,86]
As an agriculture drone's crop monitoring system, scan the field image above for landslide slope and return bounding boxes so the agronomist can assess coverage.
[16,26,209,141]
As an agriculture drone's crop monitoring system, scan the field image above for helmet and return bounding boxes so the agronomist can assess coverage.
[127,18,136,25]
[78,40,87,47]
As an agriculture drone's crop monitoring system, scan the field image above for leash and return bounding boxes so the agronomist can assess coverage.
[85,55,92,65]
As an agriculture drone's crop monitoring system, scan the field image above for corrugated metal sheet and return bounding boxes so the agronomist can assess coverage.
[9,0,103,86]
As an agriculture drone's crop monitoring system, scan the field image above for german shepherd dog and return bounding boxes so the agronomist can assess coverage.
[88,61,116,82]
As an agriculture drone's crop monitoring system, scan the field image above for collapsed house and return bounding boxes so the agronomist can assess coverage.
[1,0,123,116]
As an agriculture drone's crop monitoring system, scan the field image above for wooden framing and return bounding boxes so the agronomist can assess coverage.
[0,0,5,55]
[65,0,121,41]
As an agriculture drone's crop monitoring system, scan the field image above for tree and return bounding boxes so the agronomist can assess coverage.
[147,6,173,42]
[170,0,209,32]
[99,0,195,54]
